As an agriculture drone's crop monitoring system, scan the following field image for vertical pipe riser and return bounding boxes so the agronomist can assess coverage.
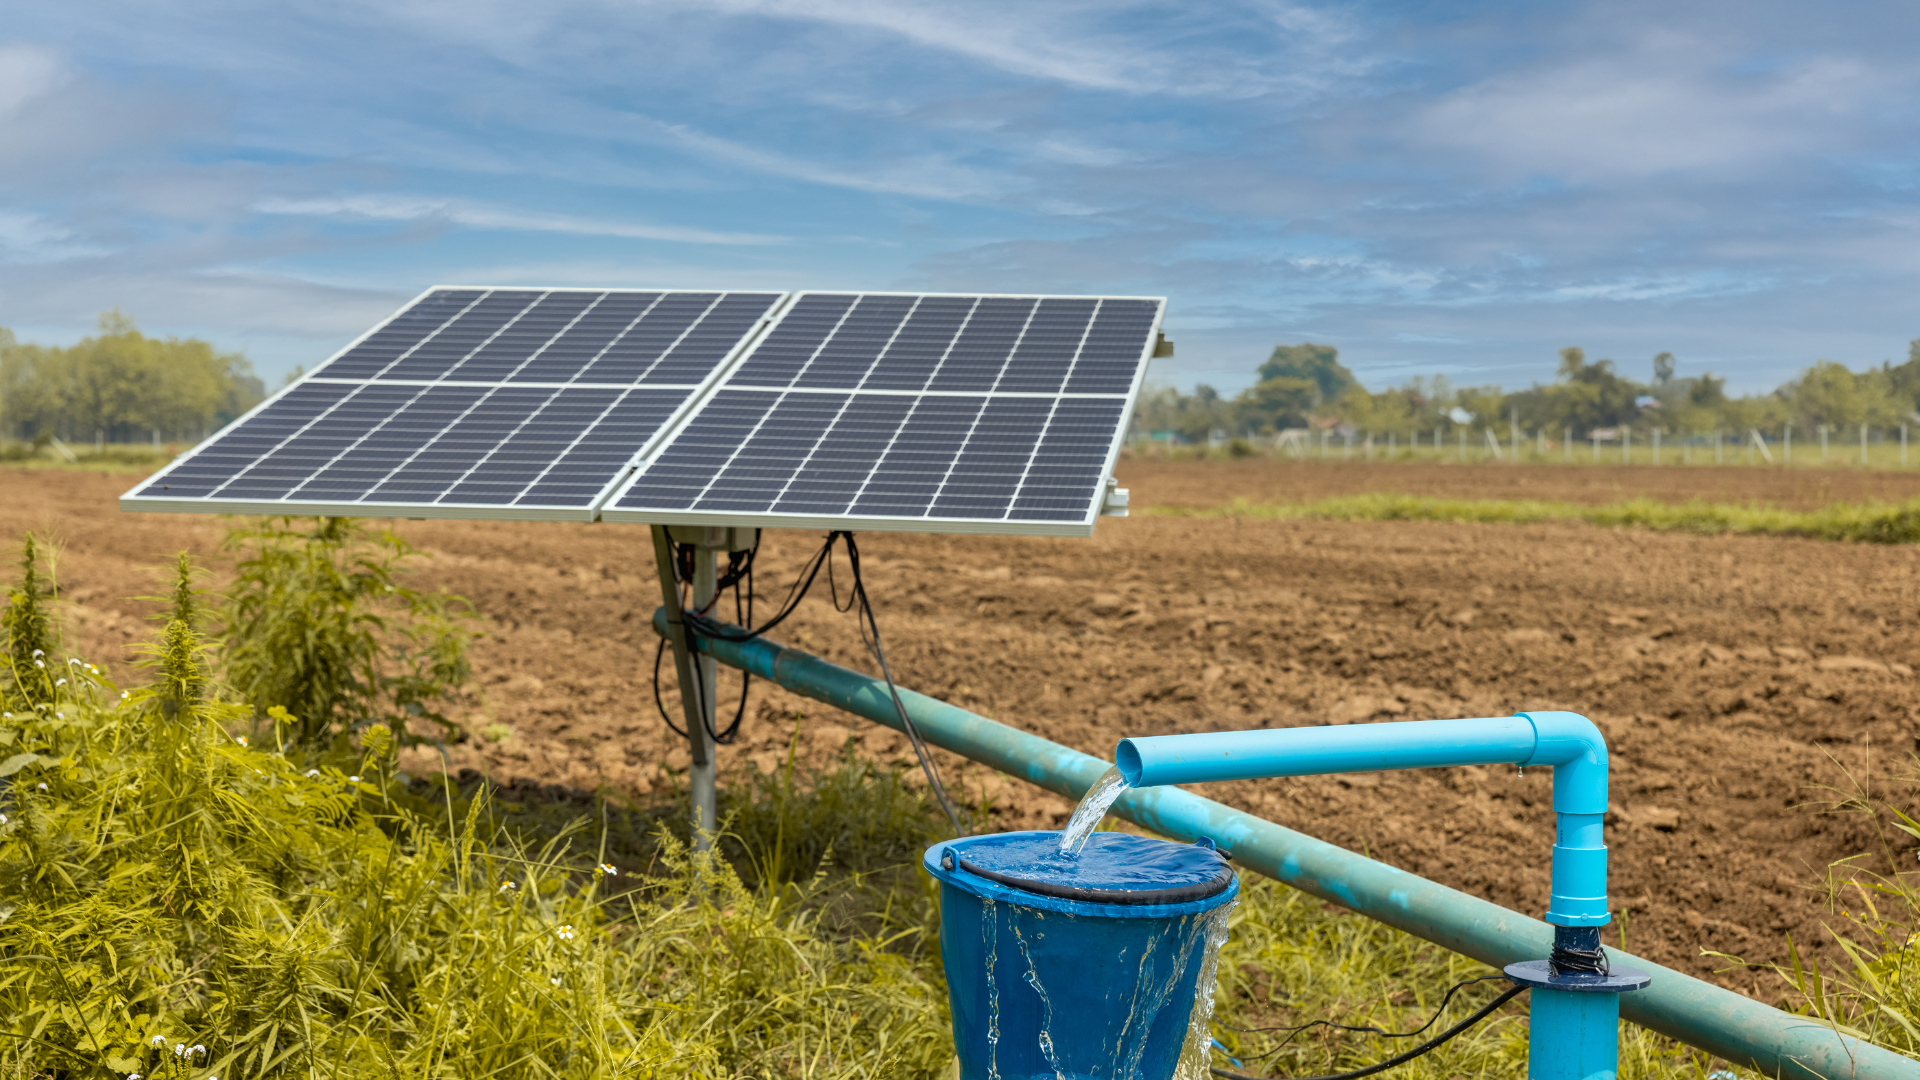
[1530,991,1621,1080]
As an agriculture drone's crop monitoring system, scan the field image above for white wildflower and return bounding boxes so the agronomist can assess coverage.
[36,782,47,791]
[149,1036,165,1048]
[236,736,248,747]
[306,769,320,778]
[31,649,42,658]
[557,923,575,940]
[550,977,561,986]
[129,1074,142,1079]
[348,775,361,783]
[121,691,130,700]
[0,814,9,824]
[599,862,618,876]
[34,661,43,669]
[192,1046,206,1056]
[54,678,65,687]
[499,880,517,892]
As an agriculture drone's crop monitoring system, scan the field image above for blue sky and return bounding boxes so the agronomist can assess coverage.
[2,1,1916,394]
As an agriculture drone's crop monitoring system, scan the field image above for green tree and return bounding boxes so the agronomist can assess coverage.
[1260,344,1356,405]
[1783,360,1902,431]
[0,311,264,443]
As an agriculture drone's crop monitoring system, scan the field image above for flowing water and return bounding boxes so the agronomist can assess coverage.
[1058,764,1131,856]
[1172,900,1238,1080]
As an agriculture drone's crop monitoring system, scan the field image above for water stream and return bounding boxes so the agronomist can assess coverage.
[1058,764,1131,856]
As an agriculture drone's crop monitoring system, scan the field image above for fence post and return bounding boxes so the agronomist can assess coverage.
[1652,428,1660,465]
[1820,425,1828,461]
[1565,427,1572,462]
[1458,427,1466,461]
[1785,425,1791,465]
[1715,431,1722,464]
[1862,424,1869,466]
[1623,426,1631,464]
[1903,425,1908,467]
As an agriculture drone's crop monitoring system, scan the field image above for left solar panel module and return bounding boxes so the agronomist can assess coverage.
[120,287,788,522]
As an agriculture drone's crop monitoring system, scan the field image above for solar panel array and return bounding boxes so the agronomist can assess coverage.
[123,287,1165,536]
[600,292,1160,534]
[123,288,785,520]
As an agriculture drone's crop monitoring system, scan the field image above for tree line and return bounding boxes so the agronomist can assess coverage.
[0,312,266,445]
[1135,339,1920,445]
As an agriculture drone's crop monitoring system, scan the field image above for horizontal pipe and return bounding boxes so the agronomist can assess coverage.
[1115,717,1539,786]
[652,608,1918,1080]
[1116,713,1611,926]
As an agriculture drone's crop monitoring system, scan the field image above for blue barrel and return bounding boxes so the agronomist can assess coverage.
[924,831,1241,1080]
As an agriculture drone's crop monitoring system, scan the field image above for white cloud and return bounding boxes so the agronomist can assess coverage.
[0,210,108,263]
[252,194,787,245]
[0,45,68,116]
[1412,39,1886,180]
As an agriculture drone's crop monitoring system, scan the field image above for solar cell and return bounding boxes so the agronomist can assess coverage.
[122,287,787,521]
[602,291,1163,537]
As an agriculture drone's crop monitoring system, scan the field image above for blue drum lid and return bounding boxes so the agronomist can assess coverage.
[950,831,1232,906]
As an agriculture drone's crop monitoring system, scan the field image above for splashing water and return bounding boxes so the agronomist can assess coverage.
[1059,765,1131,856]
[1172,899,1238,1080]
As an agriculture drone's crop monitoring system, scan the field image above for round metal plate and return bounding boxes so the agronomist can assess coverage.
[1504,960,1652,993]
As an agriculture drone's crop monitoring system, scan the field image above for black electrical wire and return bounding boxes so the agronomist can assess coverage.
[1220,975,1508,1045]
[835,531,968,837]
[654,534,760,745]
[652,530,968,836]
[1210,982,1527,1080]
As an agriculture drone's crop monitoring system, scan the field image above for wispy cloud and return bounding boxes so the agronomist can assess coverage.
[252,195,787,245]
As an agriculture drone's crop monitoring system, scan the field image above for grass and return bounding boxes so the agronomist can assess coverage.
[1130,439,1920,471]
[0,441,175,472]
[1146,492,1920,544]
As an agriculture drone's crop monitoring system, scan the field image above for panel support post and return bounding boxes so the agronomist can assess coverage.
[650,524,718,851]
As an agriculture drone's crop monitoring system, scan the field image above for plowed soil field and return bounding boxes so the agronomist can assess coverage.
[12,460,1920,994]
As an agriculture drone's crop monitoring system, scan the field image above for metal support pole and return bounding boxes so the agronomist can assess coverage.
[650,525,718,850]
[689,543,719,846]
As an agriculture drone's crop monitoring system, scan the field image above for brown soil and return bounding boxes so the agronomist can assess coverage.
[12,462,1920,997]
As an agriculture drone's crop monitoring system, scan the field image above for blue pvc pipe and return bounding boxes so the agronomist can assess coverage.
[1116,713,1611,926]
[650,609,1920,1080]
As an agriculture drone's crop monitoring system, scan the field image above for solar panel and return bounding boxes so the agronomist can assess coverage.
[120,287,788,521]
[598,292,1163,537]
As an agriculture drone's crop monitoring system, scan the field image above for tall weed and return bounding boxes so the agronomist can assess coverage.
[0,548,948,1079]
[221,517,475,749]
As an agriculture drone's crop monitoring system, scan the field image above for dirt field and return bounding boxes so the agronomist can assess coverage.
[11,460,1920,995]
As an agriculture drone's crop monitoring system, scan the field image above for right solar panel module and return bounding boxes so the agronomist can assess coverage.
[599,292,1164,537]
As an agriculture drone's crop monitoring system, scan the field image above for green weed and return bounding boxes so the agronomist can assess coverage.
[220,517,476,750]
[0,543,950,1079]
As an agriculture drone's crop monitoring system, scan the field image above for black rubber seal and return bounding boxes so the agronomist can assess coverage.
[957,852,1235,906]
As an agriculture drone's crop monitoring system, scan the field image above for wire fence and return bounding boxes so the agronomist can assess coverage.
[1132,423,1920,470]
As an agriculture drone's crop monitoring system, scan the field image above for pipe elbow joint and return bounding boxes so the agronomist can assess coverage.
[1519,710,1608,815]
